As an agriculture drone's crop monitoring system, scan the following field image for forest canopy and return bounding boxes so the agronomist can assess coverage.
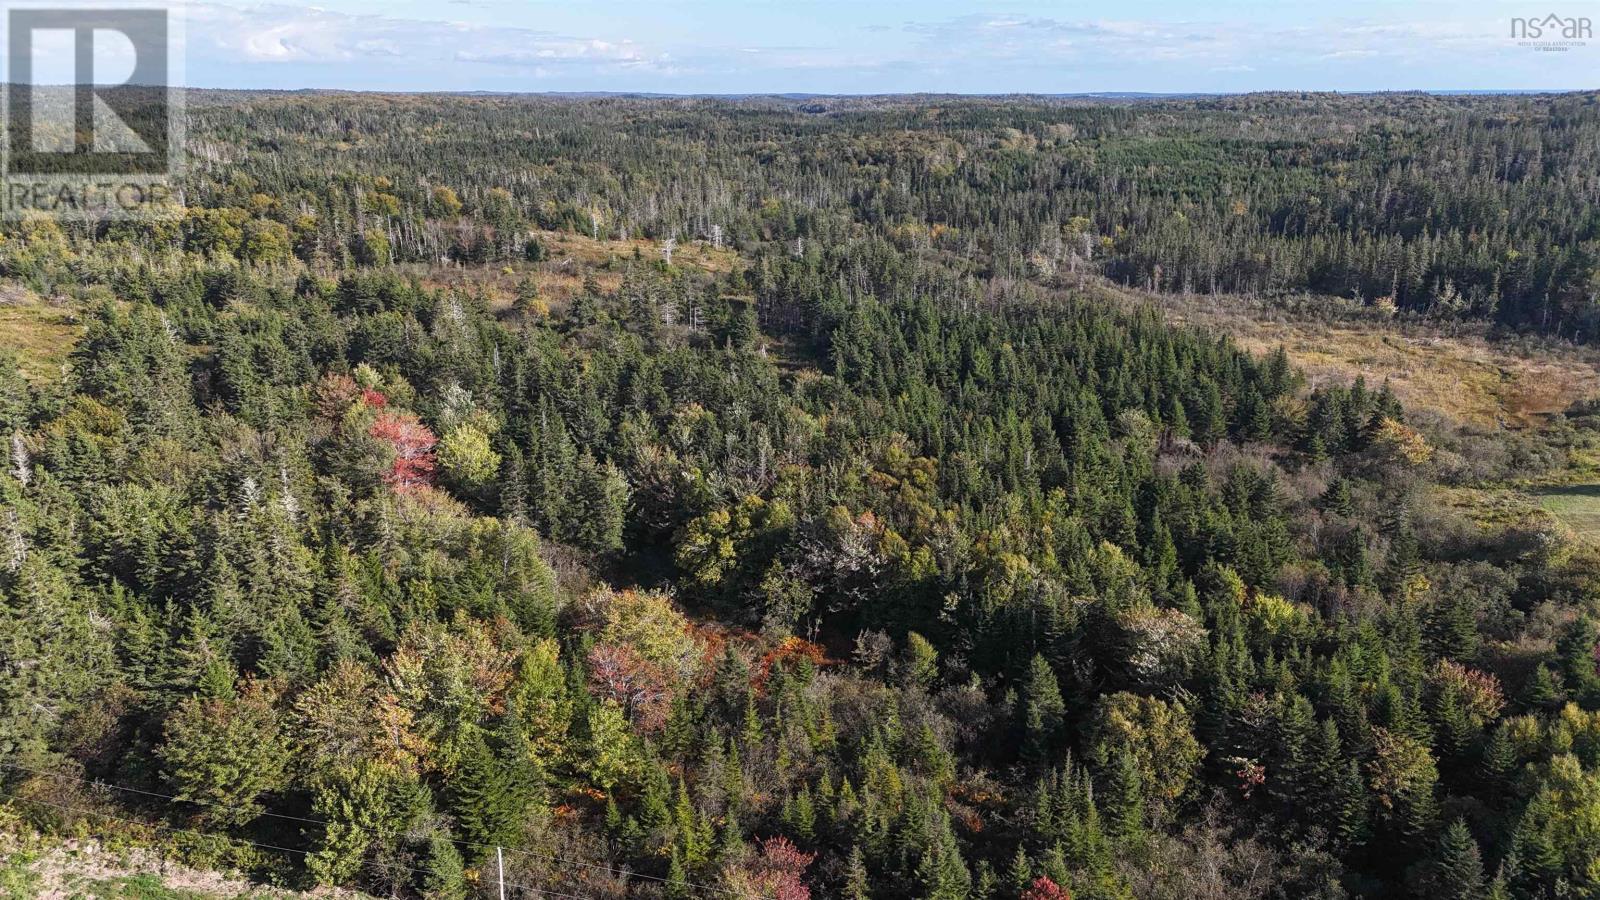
[2,91,1600,900]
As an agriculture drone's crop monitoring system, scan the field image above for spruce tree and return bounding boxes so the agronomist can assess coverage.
[449,732,532,854]
[1428,590,1481,662]
[1520,663,1563,711]
[1331,756,1370,851]
[1479,723,1516,799]
[1555,620,1600,706]
[420,832,468,900]
[917,812,972,900]
[1022,654,1066,766]
[1271,694,1316,821]
[1320,477,1353,517]
[844,844,872,900]
[1429,820,1489,900]
[1104,748,1145,847]
[1009,845,1032,896]
[665,846,690,900]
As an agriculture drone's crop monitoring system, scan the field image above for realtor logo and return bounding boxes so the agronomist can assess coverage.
[1,2,184,220]
[1510,13,1593,51]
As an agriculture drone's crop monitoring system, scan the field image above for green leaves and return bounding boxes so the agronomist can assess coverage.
[157,679,291,827]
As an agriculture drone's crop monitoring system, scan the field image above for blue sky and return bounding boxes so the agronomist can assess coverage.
[175,0,1600,93]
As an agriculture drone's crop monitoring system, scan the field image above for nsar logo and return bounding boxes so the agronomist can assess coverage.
[1510,13,1592,51]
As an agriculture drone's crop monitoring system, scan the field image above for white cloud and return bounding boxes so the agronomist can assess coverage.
[161,2,1600,93]
[186,2,671,73]
[899,13,1505,69]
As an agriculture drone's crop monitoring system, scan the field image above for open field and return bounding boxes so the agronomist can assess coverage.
[422,228,740,315]
[1534,484,1600,540]
[1125,288,1600,544]
[0,290,80,384]
[1143,291,1600,429]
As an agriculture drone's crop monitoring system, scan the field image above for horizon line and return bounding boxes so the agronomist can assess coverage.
[136,85,1600,99]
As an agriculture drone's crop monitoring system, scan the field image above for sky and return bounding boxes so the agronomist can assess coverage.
[157,0,1600,93]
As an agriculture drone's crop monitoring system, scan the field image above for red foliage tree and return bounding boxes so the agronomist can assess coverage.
[1022,876,1071,900]
[369,411,437,491]
[738,837,815,900]
[313,373,361,419]
[753,636,830,694]
[586,643,674,733]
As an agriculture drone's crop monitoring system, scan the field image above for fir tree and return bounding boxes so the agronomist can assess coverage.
[844,844,872,900]
[1320,477,1354,517]
[449,732,533,854]
[420,832,468,900]
[1023,654,1066,767]
[1479,723,1516,799]
[1104,748,1145,847]
[1520,663,1563,711]
[1009,845,1032,896]
[1429,820,1489,900]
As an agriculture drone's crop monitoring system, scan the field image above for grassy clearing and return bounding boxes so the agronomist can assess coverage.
[1140,290,1600,429]
[77,874,216,899]
[0,838,342,900]
[421,228,741,316]
[1534,483,1600,540]
[0,289,81,384]
[0,848,42,899]
[1124,287,1600,543]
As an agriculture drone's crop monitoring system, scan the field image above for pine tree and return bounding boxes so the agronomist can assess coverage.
[1520,663,1563,711]
[420,831,468,900]
[1009,845,1032,896]
[1023,654,1066,766]
[1429,820,1489,900]
[449,732,532,854]
[1271,694,1316,822]
[1479,723,1516,799]
[844,844,872,900]
[1104,748,1145,847]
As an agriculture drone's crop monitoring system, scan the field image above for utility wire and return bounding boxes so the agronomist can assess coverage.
[9,794,594,900]
[2,761,753,898]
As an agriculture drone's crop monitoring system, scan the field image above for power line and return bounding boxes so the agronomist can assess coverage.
[2,761,751,898]
[5,761,712,894]
[9,794,594,900]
